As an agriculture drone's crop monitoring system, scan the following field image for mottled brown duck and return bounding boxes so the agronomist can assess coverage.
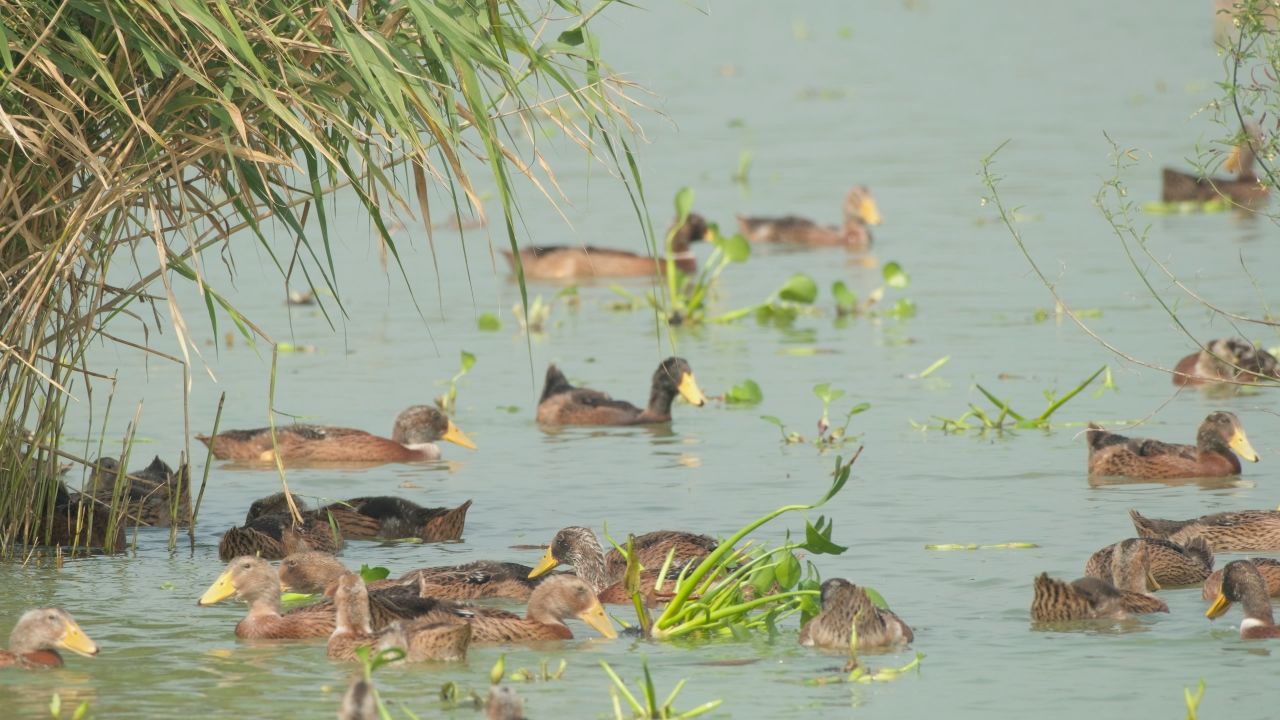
[535,357,707,426]
[737,186,882,250]
[1173,338,1280,387]
[1162,123,1269,207]
[218,510,341,562]
[798,578,913,650]
[1031,540,1169,622]
[1205,560,1280,639]
[528,526,716,604]
[400,561,549,601]
[503,214,713,280]
[251,492,471,543]
[196,405,475,464]
[0,609,99,669]
[1085,536,1213,588]
[329,573,470,662]
[1203,557,1280,601]
[1130,508,1280,552]
[461,575,616,643]
[1085,411,1259,479]
[90,456,191,527]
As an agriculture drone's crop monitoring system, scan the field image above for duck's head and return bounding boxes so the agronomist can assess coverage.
[1199,411,1259,463]
[279,551,348,594]
[1206,559,1271,620]
[246,492,310,522]
[526,575,617,638]
[8,609,99,658]
[199,556,279,606]
[654,357,706,408]
[668,213,716,252]
[843,186,882,227]
[530,526,600,579]
[392,406,476,450]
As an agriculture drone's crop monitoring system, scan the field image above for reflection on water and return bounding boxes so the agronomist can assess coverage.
[1088,474,1255,491]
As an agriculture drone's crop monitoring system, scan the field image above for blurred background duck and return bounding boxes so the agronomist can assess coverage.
[503,214,712,280]
[250,492,470,543]
[0,609,98,668]
[90,455,190,527]
[1031,540,1169,622]
[528,526,716,604]
[1085,536,1213,588]
[328,573,470,662]
[1203,558,1280,600]
[196,405,475,464]
[1205,560,1280,639]
[1131,508,1280,552]
[737,186,881,250]
[1172,338,1280,387]
[536,357,706,425]
[459,575,617,642]
[798,578,913,649]
[1085,411,1259,479]
[1161,123,1269,207]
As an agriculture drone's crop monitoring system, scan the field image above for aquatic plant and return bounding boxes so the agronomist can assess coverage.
[601,658,722,719]
[925,542,1038,551]
[916,366,1106,434]
[435,351,477,415]
[660,189,750,326]
[722,379,764,406]
[1184,679,1205,720]
[48,694,90,720]
[832,261,915,319]
[512,296,552,335]
[761,385,870,449]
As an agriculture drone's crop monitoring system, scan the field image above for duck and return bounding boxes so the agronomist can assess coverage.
[278,552,402,595]
[329,573,470,662]
[1173,338,1280,387]
[1031,539,1170,622]
[196,405,475,464]
[1130,508,1280,552]
[0,609,99,669]
[484,686,527,720]
[278,550,549,605]
[218,509,342,562]
[737,186,882,250]
[1085,411,1260,479]
[1205,560,1280,638]
[502,214,713,280]
[536,357,707,426]
[1162,123,1269,207]
[1085,536,1213,588]
[338,678,377,720]
[460,575,617,643]
[199,556,465,638]
[1203,557,1280,600]
[90,455,191,527]
[46,482,126,551]
[249,492,471,543]
[798,578,913,650]
[528,526,716,604]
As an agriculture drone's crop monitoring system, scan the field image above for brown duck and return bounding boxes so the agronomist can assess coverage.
[329,573,470,662]
[278,552,402,595]
[798,578,913,649]
[1085,411,1259,479]
[503,214,713,280]
[400,561,550,601]
[1205,560,1280,639]
[737,186,882,250]
[1085,536,1213,588]
[1162,123,1269,207]
[1131,508,1280,552]
[1203,557,1280,601]
[46,482,126,552]
[1031,539,1169,622]
[250,492,470,543]
[461,575,617,643]
[0,609,99,669]
[1173,338,1280,387]
[218,507,341,562]
[536,357,707,426]
[196,405,475,464]
[528,526,716,604]
[90,455,191,527]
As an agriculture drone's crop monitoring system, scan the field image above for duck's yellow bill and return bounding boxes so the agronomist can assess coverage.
[58,621,99,657]
[442,421,477,450]
[578,600,618,639]
[529,547,559,579]
[860,197,883,226]
[199,569,237,606]
[704,226,718,244]
[677,373,707,407]
[1230,429,1260,463]
[1224,145,1243,174]
[1205,592,1232,619]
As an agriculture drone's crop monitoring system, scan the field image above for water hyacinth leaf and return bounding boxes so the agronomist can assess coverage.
[726,379,763,405]
[882,261,910,288]
[477,313,501,331]
[863,586,890,611]
[749,561,777,597]
[831,281,858,312]
[717,232,752,262]
[804,516,848,555]
[775,552,802,589]
[760,415,785,428]
[459,351,477,374]
[812,383,845,405]
[797,576,823,622]
[674,186,695,221]
[777,273,818,304]
[359,565,391,582]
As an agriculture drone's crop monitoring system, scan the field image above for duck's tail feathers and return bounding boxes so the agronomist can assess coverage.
[1129,509,1185,539]
[1085,422,1116,455]
[1120,591,1170,615]
[540,365,573,403]
[421,500,471,543]
[1031,573,1089,623]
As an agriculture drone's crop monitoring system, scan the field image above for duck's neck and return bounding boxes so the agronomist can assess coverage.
[641,384,677,423]
[570,540,613,592]
[335,596,373,636]
[1242,590,1276,627]
[1196,428,1243,473]
[245,590,283,619]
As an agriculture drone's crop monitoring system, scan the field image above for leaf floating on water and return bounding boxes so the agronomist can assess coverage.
[925,542,1039,551]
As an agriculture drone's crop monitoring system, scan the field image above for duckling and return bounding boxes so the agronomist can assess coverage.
[461,575,617,643]
[1085,536,1213,588]
[1031,539,1169,622]
[1130,508,1280,552]
[1203,558,1280,600]
[528,526,716,604]
[737,186,882,250]
[1162,123,1269,207]
[536,357,707,426]
[798,578,913,649]
[90,456,191,527]
[503,214,713,280]
[1173,338,1280,387]
[329,573,470,662]
[196,405,475,464]
[1205,560,1280,639]
[0,609,98,669]
[251,492,471,543]
[1086,411,1259,479]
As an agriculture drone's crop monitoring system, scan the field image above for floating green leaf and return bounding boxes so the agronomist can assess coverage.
[882,261,910,289]
[777,273,818,304]
[725,379,763,405]
[477,313,501,331]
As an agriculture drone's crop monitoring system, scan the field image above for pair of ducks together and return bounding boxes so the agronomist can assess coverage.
[197,357,708,466]
[1161,123,1270,207]
[503,187,883,281]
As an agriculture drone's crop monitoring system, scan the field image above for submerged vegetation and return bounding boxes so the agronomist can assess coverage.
[762,385,870,449]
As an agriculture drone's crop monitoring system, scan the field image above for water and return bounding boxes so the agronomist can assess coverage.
[5,1,1279,717]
